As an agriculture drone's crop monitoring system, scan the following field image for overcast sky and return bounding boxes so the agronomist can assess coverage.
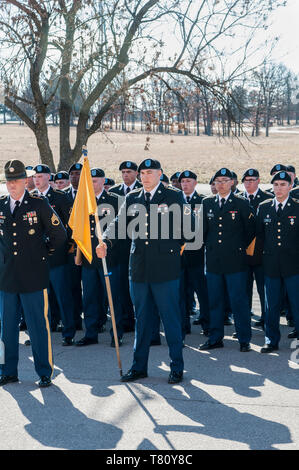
[268,0,299,74]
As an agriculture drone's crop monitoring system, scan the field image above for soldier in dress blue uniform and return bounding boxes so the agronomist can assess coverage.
[109,161,143,333]
[179,170,210,335]
[97,159,194,384]
[104,178,115,191]
[256,170,299,352]
[268,164,288,193]
[54,171,70,191]
[75,168,123,347]
[65,163,84,330]
[231,172,241,194]
[199,168,255,352]
[170,172,182,190]
[239,168,274,328]
[0,160,67,387]
[33,164,76,346]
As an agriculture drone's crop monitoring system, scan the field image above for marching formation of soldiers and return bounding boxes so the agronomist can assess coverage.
[0,158,299,388]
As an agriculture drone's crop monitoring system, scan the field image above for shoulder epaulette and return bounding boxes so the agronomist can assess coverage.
[290,197,299,204]
[167,186,181,192]
[29,193,43,200]
[106,191,120,199]
[53,189,66,195]
[128,187,143,195]
[110,183,122,190]
[0,195,7,200]
[259,198,273,207]
[234,193,247,201]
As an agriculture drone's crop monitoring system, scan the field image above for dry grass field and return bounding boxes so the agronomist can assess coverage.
[1,124,299,184]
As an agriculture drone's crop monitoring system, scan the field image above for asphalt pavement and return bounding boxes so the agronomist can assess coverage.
[0,291,298,451]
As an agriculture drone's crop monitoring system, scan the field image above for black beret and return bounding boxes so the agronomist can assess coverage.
[242,168,259,182]
[90,168,105,178]
[170,172,181,180]
[54,171,69,181]
[212,168,233,181]
[33,164,51,174]
[105,178,115,186]
[271,171,292,184]
[286,165,296,173]
[160,173,169,183]
[119,161,138,171]
[209,177,215,185]
[25,165,34,171]
[270,164,287,175]
[179,170,197,182]
[138,159,161,172]
[69,162,83,173]
[230,171,238,179]
[49,173,55,182]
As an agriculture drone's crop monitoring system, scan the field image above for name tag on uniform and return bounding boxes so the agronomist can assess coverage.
[207,210,214,218]
[128,205,139,216]
[264,215,271,224]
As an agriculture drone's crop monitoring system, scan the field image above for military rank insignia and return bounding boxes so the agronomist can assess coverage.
[51,213,60,226]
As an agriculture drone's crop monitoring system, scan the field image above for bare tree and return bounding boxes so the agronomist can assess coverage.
[0,0,287,169]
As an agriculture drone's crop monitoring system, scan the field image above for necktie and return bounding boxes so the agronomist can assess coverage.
[125,187,131,195]
[12,200,20,218]
[73,190,77,199]
[277,202,283,217]
[220,198,226,210]
[249,194,254,204]
[186,196,190,203]
[145,192,151,206]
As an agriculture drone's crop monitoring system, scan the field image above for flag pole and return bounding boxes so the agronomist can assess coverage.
[81,146,123,376]
[94,213,123,377]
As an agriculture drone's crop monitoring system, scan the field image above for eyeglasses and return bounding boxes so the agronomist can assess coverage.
[214,179,231,184]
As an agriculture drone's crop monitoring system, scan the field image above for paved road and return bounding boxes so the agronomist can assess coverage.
[0,291,298,451]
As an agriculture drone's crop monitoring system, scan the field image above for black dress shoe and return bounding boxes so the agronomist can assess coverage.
[224,318,233,326]
[232,332,238,339]
[202,329,210,337]
[199,340,224,350]
[38,376,52,388]
[168,371,183,384]
[260,344,279,353]
[110,337,123,348]
[25,339,31,346]
[120,369,148,382]
[75,337,98,346]
[150,338,161,346]
[240,343,251,352]
[19,321,27,331]
[62,337,74,346]
[0,375,18,386]
[288,330,298,339]
[254,320,264,327]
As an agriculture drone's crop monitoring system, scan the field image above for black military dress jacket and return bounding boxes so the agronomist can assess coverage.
[182,191,205,269]
[81,190,120,270]
[202,192,255,274]
[0,191,67,293]
[239,188,274,266]
[104,183,193,283]
[256,197,299,278]
[37,187,72,268]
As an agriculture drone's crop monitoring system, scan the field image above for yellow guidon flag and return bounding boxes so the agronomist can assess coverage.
[68,157,97,263]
